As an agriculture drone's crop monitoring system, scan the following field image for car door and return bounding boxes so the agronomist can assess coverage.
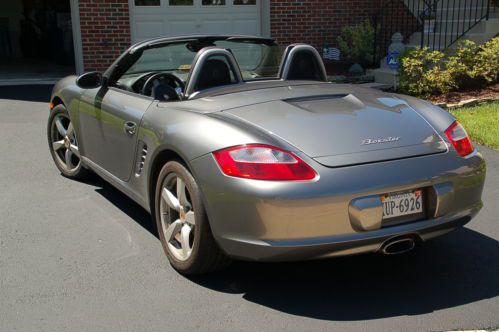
[78,86,153,181]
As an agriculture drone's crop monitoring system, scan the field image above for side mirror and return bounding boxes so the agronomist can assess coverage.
[76,71,105,89]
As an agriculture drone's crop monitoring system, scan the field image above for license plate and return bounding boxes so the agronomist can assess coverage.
[381,190,423,220]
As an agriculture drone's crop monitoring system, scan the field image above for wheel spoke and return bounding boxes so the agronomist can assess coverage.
[55,118,67,136]
[162,187,180,211]
[164,219,182,242]
[69,144,80,157]
[180,224,192,258]
[52,140,65,151]
[177,177,188,207]
[185,211,195,225]
[65,149,74,170]
[66,122,74,137]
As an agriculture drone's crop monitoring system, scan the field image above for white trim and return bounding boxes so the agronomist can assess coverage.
[128,0,138,44]
[261,0,270,37]
[70,0,84,74]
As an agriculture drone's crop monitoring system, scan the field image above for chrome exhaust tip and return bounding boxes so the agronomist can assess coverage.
[381,237,416,255]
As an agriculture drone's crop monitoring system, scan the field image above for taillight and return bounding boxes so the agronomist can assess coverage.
[213,144,317,181]
[444,121,474,157]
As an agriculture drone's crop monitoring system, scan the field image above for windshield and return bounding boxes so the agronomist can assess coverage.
[124,40,283,80]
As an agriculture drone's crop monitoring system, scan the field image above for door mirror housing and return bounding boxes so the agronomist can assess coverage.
[76,71,106,89]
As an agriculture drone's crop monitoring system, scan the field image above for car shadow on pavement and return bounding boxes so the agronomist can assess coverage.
[188,228,499,321]
[86,174,158,236]
[88,174,499,321]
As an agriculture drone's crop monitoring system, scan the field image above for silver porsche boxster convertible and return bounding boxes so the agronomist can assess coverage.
[48,35,486,274]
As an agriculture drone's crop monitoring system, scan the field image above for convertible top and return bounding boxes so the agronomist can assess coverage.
[105,35,278,84]
[129,35,277,54]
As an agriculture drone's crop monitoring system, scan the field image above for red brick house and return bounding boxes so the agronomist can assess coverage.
[79,0,386,72]
[0,0,496,82]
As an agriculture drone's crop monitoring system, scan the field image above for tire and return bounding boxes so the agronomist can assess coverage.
[47,104,89,180]
[154,161,231,274]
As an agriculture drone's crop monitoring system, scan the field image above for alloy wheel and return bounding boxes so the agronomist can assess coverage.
[159,174,196,261]
[50,113,81,171]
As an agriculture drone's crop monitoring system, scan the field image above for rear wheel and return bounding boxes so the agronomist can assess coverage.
[47,104,89,179]
[154,161,230,274]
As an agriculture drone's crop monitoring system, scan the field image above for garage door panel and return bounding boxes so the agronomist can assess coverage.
[167,19,199,36]
[129,0,261,43]
[200,19,228,34]
[135,21,164,40]
[232,19,258,35]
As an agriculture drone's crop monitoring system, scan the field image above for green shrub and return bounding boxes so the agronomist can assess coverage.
[337,20,375,64]
[445,39,478,84]
[473,37,499,82]
[398,47,455,97]
[398,36,499,97]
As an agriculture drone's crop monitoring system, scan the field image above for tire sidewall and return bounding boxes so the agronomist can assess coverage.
[154,161,208,272]
[47,104,85,178]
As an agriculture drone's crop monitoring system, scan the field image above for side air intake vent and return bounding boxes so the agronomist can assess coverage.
[135,142,148,177]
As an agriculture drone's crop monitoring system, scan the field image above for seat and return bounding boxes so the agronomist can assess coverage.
[185,47,243,97]
[196,59,232,91]
[287,52,323,81]
[279,44,328,82]
[152,84,179,102]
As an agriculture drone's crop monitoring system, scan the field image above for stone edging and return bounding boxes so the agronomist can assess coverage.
[433,97,498,109]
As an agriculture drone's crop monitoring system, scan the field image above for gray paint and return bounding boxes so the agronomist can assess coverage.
[4,92,498,332]
[49,36,486,262]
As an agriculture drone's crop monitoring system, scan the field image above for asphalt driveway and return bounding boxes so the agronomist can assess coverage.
[1,86,498,331]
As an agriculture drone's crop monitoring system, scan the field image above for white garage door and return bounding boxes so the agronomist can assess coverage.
[129,0,262,43]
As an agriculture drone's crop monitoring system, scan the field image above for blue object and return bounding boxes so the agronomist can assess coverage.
[387,52,400,70]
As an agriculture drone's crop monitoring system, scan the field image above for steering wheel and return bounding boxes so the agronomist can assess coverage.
[141,73,185,99]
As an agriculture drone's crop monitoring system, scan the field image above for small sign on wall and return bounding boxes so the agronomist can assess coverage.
[386,51,400,70]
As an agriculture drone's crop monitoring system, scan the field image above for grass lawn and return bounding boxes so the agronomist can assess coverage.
[450,101,499,150]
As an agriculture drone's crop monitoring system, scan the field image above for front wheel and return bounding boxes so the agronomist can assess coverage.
[47,104,89,179]
[154,161,230,274]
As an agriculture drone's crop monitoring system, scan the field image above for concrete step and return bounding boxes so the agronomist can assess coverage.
[403,0,498,18]
[434,17,499,33]
[409,31,494,45]
[430,0,488,9]
[431,0,488,8]
[433,17,496,33]
[368,68,399,87]
[484,16,499,32]
[435,6,489,18]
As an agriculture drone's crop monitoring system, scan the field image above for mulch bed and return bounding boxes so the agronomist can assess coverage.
[427,83,499,107]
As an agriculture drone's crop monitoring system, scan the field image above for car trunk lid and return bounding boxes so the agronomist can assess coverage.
[223,93,447,167]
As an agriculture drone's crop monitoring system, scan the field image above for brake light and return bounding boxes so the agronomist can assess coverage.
[444,121,474,157]
[213,144,317,181]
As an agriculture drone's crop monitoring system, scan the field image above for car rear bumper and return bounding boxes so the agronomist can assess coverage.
[190,149,486,261]
[210,211,479,261]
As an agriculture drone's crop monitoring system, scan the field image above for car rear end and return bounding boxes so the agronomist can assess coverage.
[191,145,484,261]
[188,86,486,261]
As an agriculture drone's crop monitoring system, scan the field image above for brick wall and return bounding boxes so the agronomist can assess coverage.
[77,0,417,72]
[79,0,131,72]
[270,0,380,49]
[270,0,418,66]
[375,0,420,61]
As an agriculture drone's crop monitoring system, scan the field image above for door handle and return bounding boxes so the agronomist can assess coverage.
[124,121,137,135]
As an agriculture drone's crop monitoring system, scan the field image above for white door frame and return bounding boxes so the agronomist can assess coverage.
[70,0,84,74]
[261,0,270,37]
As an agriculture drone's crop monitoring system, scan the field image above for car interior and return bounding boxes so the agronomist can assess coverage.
[279,44,328,82]
[112,40,327,103]
[184,47,243,98]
